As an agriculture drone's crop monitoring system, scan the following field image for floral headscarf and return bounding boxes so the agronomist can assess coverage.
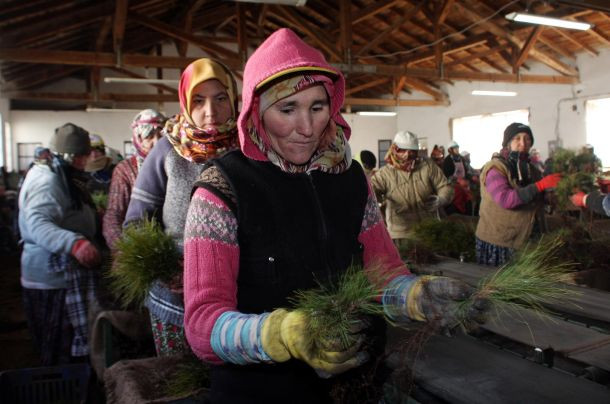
[166,58,239,164]
[248,74,351,174]
[131,109,167,167]
[385,144,418,172]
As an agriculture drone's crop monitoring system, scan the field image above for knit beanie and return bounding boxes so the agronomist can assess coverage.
[503,122,534,148]
[50,123,91,155]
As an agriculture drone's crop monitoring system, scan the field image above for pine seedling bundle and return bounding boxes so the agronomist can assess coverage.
[456,236,577,324]
[288,264,392,352]
[91,190,108,211]
[109,217,181,308]
[549,148,600,211]
[409,218,476,262]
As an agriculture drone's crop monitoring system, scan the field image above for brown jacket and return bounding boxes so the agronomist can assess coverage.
[371,159,453,239]
[475,158,545,249]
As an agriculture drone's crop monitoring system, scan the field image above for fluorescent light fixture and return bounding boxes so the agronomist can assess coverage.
[86,107,144,113]
[472,90,518,97]
[104,77,179,85]
[356,111,397,117]
[226,0,307,6]
[505,12,591,30]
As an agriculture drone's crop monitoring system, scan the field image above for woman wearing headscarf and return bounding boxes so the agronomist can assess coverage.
[183,28,485,403]
[475,123,561,266]
[124,59,239,356]
[371,130,454,248]
[103,109,166,250]
[19,123,101,365]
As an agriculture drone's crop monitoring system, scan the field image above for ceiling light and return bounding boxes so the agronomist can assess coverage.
[471,90,518,97]
[356,111,397,117]
[86,107,144,113]
[505,12,591,30]
[104,77,179,85]
[226,0,307,6]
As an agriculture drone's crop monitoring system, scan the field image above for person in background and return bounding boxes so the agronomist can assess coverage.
[529,148,545,174]
[430,145,444,169]
[359,149,377,179]
[18,123,101,365]
[85,134,116,195]
[571,190,610,217]
[102,109,166,250]
[443,140,465,180]
[182,28,485,404]
[371,130,453,248]
[475,123,561,266]
[124,58,239,356]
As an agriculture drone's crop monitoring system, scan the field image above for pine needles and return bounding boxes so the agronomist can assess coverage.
[109,217,181,308]
[91,190,108,211]
[549,148,600,211]
[288,264,389,351]
[408,218,476,262]
[164,355,209,397]
[457,236,577,323]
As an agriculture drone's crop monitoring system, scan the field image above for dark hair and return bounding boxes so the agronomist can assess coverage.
[360,150,377,170]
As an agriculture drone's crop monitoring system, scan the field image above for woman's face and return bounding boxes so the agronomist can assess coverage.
[509,132,533,153]
[262,85,330,165]
[190,79,233,129]
[71,154,89,171]
[139,128,163,154]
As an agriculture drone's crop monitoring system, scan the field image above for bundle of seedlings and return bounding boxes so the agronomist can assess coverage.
[544,226,610,271]
[396,238,438,267]
[456,236,577,325]
[91,190,108,211]
[408,218,476,262]
[109,217,181,308]
[164,354,210,398]
[549,148,600,211]
[288,263,398,403]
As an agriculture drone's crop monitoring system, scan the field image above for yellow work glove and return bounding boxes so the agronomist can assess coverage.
[261,309,369,378]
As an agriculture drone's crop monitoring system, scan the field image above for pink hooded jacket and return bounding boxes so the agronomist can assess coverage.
[238,27,351,161]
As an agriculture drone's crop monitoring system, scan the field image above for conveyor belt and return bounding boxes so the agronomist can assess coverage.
[386,328,610,404]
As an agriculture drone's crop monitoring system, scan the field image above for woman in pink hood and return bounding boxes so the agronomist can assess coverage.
[183,28,485,403]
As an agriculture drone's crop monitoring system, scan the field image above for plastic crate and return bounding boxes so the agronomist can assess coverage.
[0,363,90,404]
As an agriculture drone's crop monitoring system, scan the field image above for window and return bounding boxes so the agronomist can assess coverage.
[123,141,135,158]
[17,142,42,172]
[586,97,610,169]
[378,139,391,168]
[452,109,530,169]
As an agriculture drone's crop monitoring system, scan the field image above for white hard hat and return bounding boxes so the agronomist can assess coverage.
[393,130,419,150]
[447,140,459,149]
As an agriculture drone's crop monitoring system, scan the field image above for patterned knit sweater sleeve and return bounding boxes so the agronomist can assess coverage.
[103,157,137,249]
[358,179,411,292]
[183,186,240,364]
[124,136,171,226]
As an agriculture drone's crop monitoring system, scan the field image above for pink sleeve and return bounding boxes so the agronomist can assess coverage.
[183,187,240,364]
[358,180,411,295]
[485,168,524,209]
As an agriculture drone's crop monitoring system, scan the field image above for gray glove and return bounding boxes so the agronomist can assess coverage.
[424,195,441,212]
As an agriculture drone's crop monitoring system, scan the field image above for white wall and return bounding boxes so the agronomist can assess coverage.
[344,114,397,166]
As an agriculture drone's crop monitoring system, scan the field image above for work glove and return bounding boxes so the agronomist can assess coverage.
[535,173,562,192]
[261,309,369,378]
[570,191,587,208]
[71,239,101,269]
[383,275,489,335]
[423,195,441,212]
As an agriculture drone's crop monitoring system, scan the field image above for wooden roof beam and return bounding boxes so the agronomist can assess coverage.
[537,34,576,61]
[113,0,128,55]
[107,67,178,94]
[355,1,424,58]
[456,1,578,76]
[444,44,509,68]
[346,77,391,96]
[339,0,352,63]
[3,91,178,103]
[400,75,447,100]
[393,75,408,98]
[587,26,610,46]
[351,0,401,24]
[236,3,248,64]
[129,12,240,62]
[271,6,342,61]
[514,26,544,72]
[551,27,599,56]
